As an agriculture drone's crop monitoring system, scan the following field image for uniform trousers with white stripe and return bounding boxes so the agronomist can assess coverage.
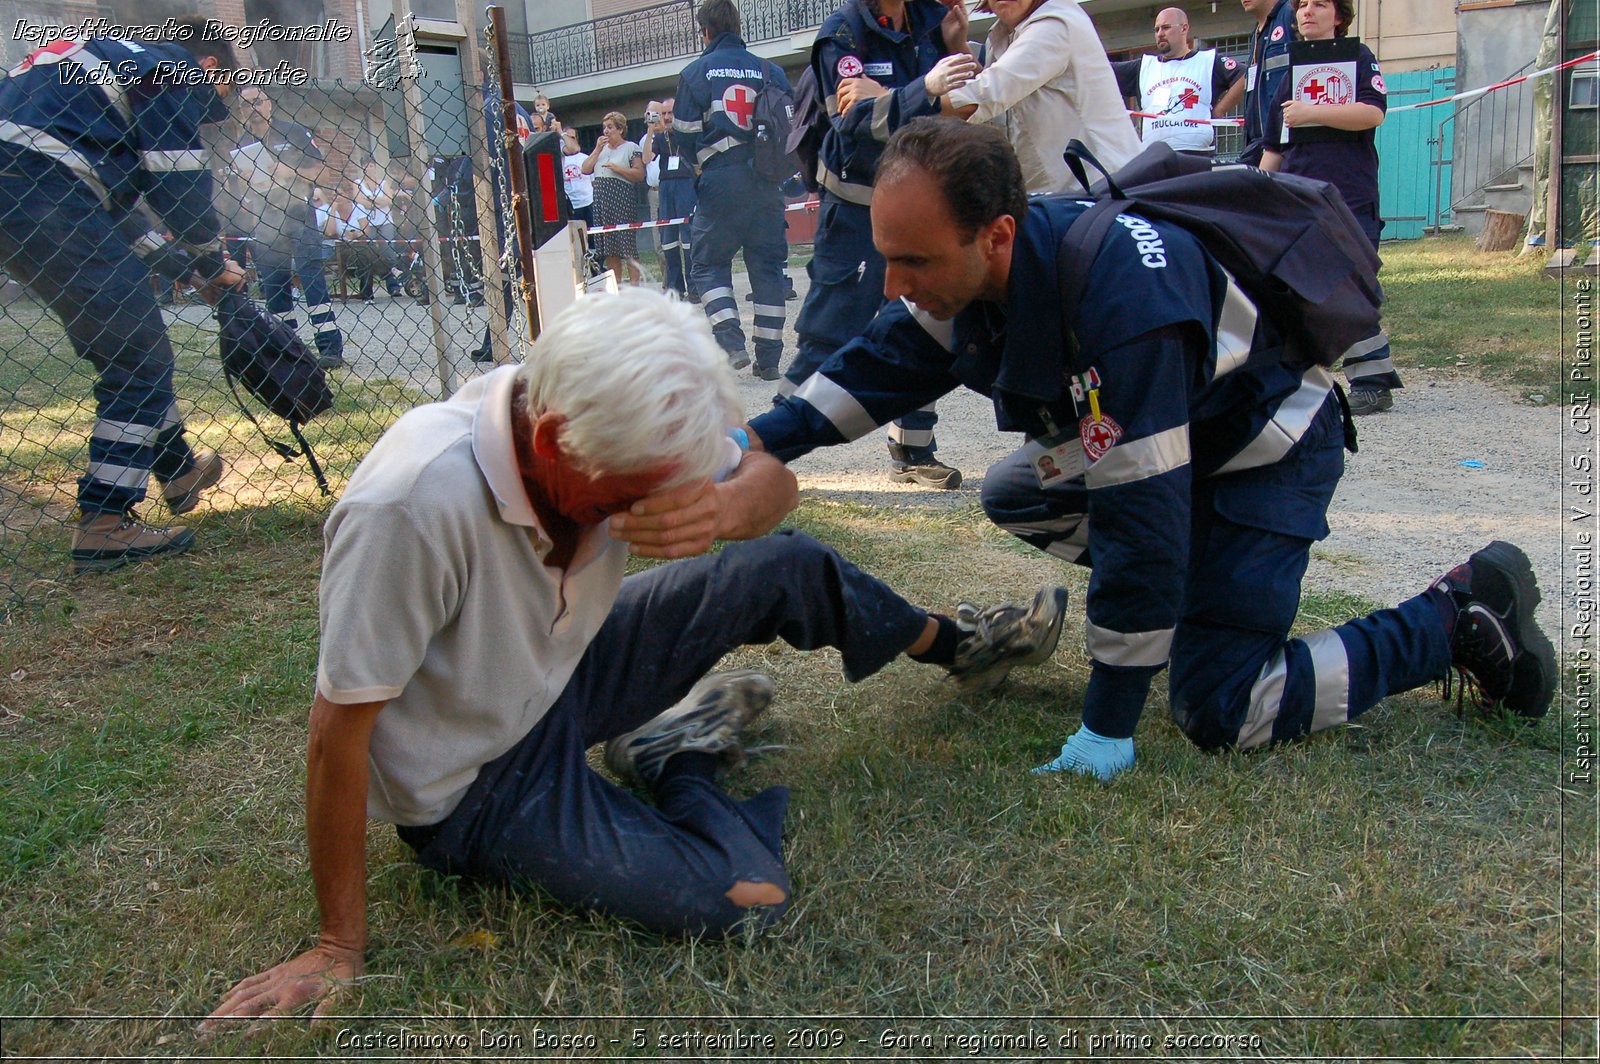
[657,176,697,298]
[252,223,343,365]
[980,397,1451,750]
[689,164,788,373]
[788,196,939,463]
[0,154,202,516]
[1341,204,1402,391]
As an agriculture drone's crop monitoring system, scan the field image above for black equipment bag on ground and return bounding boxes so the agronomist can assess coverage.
[213,289,334,495]
[1055,140,1383,371]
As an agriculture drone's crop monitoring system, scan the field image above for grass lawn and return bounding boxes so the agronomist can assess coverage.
[0,234,1590,1058]
[1380,234,1567,402]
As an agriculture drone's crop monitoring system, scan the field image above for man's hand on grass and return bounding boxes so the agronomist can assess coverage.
[199,942,362,1034]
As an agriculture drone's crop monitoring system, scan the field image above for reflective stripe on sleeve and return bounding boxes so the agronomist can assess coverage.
[1086,424,1190,490]
[792,372,880,441]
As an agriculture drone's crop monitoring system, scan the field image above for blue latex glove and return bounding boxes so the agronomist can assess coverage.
[1033,724,1135,781]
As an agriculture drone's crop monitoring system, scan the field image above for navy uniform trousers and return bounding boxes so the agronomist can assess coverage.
[789,197,938,462]
[980,397,1449,749]
[658,174,697,298]
[691,165,787,374]
[251,217,343,365]
[0,154,203,516]
[397,531,928,937]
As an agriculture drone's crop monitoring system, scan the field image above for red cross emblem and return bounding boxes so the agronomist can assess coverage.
[1080,415,1123,463]
[1177,87,1200,110]
[16,39,85,73]
[1304,79,1326,102]
[721,84,756,130]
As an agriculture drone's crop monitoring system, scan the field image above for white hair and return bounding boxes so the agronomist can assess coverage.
[516,287,740,488]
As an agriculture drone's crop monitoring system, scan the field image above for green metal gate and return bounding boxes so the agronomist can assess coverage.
[1377,67,1455,240]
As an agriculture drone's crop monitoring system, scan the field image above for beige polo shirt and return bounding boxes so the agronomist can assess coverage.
[317,366,628,825]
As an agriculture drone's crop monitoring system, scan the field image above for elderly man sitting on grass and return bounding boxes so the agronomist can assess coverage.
[201,287,1066,1025]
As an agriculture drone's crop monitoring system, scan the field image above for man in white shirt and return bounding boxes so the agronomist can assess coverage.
[933,0,1141,193]
[1111,7,1245,158]
[202,288,1066,1025]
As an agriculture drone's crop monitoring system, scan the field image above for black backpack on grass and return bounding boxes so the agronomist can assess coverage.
[213,289,334,496]
[1055,140,1383,372]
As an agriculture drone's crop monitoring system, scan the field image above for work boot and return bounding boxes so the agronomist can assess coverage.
[1347,384,1393,416]
[71,511,195,574]
[1434,541,1556,718]
[161,450,224,516]
[890,458,962,490]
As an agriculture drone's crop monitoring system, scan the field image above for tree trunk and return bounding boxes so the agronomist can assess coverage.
[1477,209,1526,252]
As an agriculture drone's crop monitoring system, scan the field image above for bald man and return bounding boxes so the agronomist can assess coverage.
[1112,7,1244,159]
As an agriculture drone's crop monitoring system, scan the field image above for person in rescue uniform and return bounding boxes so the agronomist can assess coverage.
[674,0,792,380]
[747,118,1556,781]
[781,0,977,487]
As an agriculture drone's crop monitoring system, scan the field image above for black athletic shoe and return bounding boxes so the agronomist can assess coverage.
[1434,541,1556,718]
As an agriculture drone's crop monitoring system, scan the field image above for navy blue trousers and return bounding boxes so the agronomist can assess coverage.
[398,531,928,937]
[253,229,343,363]
[691,165,787,372]
[0,155,200,515]
[1341,203,1401,390]
[658,177,697,297]
[789,196,938,461]
[980,398,1450,750]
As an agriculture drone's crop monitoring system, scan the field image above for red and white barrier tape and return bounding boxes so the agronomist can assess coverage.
[586,198,819,236]
[1388,48,1598,112]
[1128,49,1600,126]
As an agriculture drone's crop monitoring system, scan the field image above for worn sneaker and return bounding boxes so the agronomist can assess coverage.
[727,349,752,371]
[604,670,775,787]
[316,352,344,370]
[1435,541,1556,718]
[71,511,195,574]
[889,459,963,490]
[161,450,224,516]
[467,347,495,364]
[1347,385,1393,416]
[754,364,781,381]
[948,586,1069,694]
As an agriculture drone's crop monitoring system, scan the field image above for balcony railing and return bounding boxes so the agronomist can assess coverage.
[509,0,837,86]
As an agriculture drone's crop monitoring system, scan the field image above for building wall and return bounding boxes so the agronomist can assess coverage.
[1352,0,1455,72]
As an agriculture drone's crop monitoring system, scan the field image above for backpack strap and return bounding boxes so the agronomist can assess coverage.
[1055,198,1130,354]
[221,364,333,497]
[1062,139,1126,199]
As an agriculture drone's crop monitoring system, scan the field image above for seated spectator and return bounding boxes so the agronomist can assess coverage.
[321,177,402,301]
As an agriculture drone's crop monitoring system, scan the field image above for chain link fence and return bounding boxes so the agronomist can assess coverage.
[0,55,548,606]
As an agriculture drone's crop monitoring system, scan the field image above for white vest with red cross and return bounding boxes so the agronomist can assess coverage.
[1138,49,1218,153]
